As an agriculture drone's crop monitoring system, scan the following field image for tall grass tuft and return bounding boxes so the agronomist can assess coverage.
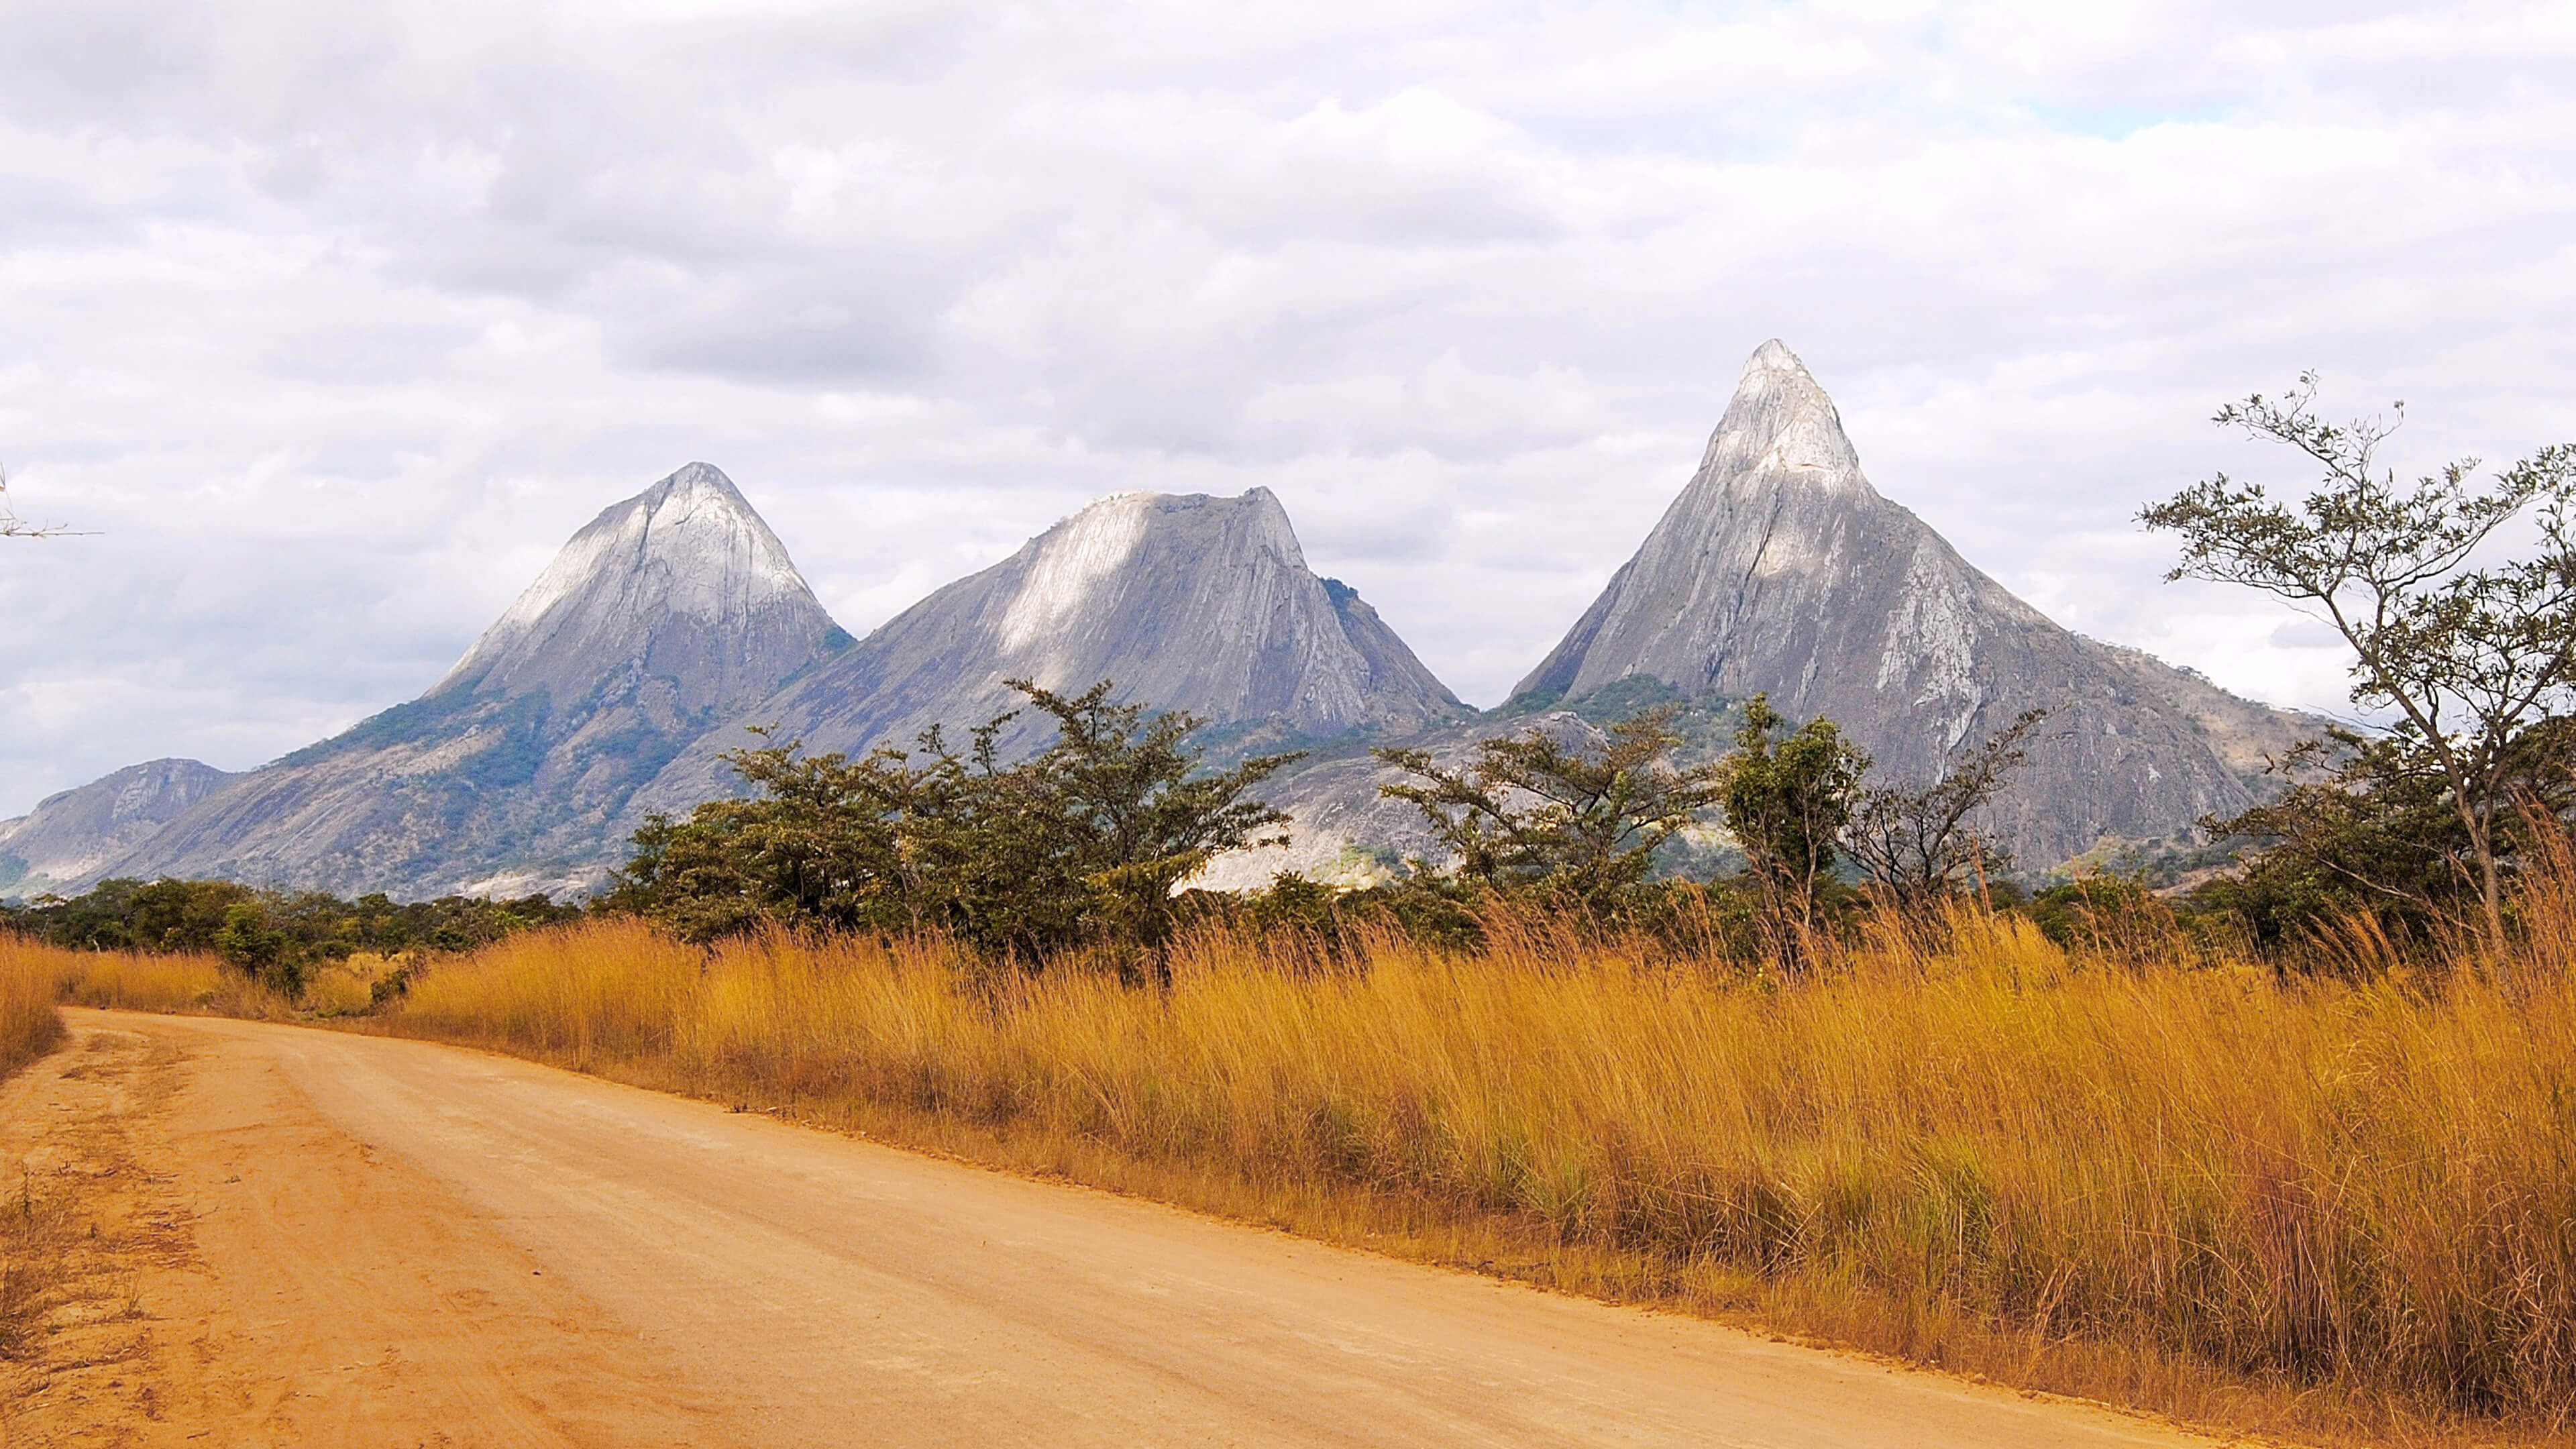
[0,940,67,1081]
[6,936,275,1022]
[362,888,2576,1440]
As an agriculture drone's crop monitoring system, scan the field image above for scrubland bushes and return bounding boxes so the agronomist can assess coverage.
[4,877,577,982]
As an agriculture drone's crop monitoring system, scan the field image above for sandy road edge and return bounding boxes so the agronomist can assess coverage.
[0,1017,191,1444]
[83,1006,2305,1449]
[11,1011,731,1447]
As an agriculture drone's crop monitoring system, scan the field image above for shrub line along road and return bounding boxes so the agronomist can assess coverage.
[32,1009,2214,1447]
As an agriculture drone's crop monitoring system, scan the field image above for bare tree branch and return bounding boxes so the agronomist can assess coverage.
[0,463,90,539]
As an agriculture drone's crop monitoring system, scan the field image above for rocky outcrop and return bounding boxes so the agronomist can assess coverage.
[88,464,845,898]
[0,759,239,900]
[1510,340,2308,869]
[630,487,1469,820]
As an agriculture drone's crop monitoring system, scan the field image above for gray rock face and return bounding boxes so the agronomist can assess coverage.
[88,464,843,899]
[1512,340,2308,869]
[0,759,238,899]
[435,463,835,712]
[633,487,1468,818]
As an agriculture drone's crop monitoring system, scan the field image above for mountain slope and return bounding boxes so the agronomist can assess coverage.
[632,487,1468,819]
[0,759,239,900]
[1510,339,2306,869]
[91,464,844,898]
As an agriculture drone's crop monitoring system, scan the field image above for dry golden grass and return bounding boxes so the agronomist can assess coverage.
[0,1179,76,1358]
[2,936,285,1029]
[303,953,403,1017]
[0,941,66,1082]
[358,885,2576,1448]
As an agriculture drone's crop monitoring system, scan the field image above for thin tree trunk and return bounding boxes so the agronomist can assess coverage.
[2430,738,2506,946]
[2477,837,2506,945]
[2456,800,2506,945]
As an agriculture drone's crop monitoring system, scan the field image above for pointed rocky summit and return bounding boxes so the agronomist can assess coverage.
[436,462,835,712]
[91,464,845,898]
[1516,340,2308,869]
[631,487,1466,818]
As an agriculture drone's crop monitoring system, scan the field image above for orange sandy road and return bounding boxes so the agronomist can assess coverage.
[55,1008,2221,1448]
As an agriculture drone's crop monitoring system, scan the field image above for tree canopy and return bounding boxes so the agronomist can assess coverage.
[1841,708,2047,910]
[1715,695,1870,957]
[1373,706,1725,916]
[606,680,1302,960]
[2142,374,2576,938]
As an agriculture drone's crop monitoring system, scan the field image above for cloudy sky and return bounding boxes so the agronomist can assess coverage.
[3,0,2571,815]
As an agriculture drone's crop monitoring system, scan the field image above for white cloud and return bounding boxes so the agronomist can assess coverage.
[3,0,2573,813]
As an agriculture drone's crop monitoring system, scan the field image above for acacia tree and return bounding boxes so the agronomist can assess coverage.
[606,728,947,943]
[2141,375,2576,939]
[1717,695,1870,959]
[1841,707,2047,911]
[608,680,1301,957]
[995,680,1302,952]
[1375,706,1725,914]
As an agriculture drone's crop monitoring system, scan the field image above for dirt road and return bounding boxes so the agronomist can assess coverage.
[9,1010,2220,1447]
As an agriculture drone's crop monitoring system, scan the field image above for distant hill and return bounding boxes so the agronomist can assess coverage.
[1211,343,2313,885]
[0,759,238,900]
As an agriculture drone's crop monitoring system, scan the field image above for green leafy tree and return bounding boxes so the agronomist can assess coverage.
[1717,695,1870,957]
[7,879,573,963]
[215,900,302,997]
[2195,720,2575,947]
[18,878,253,953]
[989,681,1301,954]
[606,728,945,943]
[1374,707,1725,916]
[2141,374,2576,938]
[1840,708,2047,911]
[608,680,1302,959]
